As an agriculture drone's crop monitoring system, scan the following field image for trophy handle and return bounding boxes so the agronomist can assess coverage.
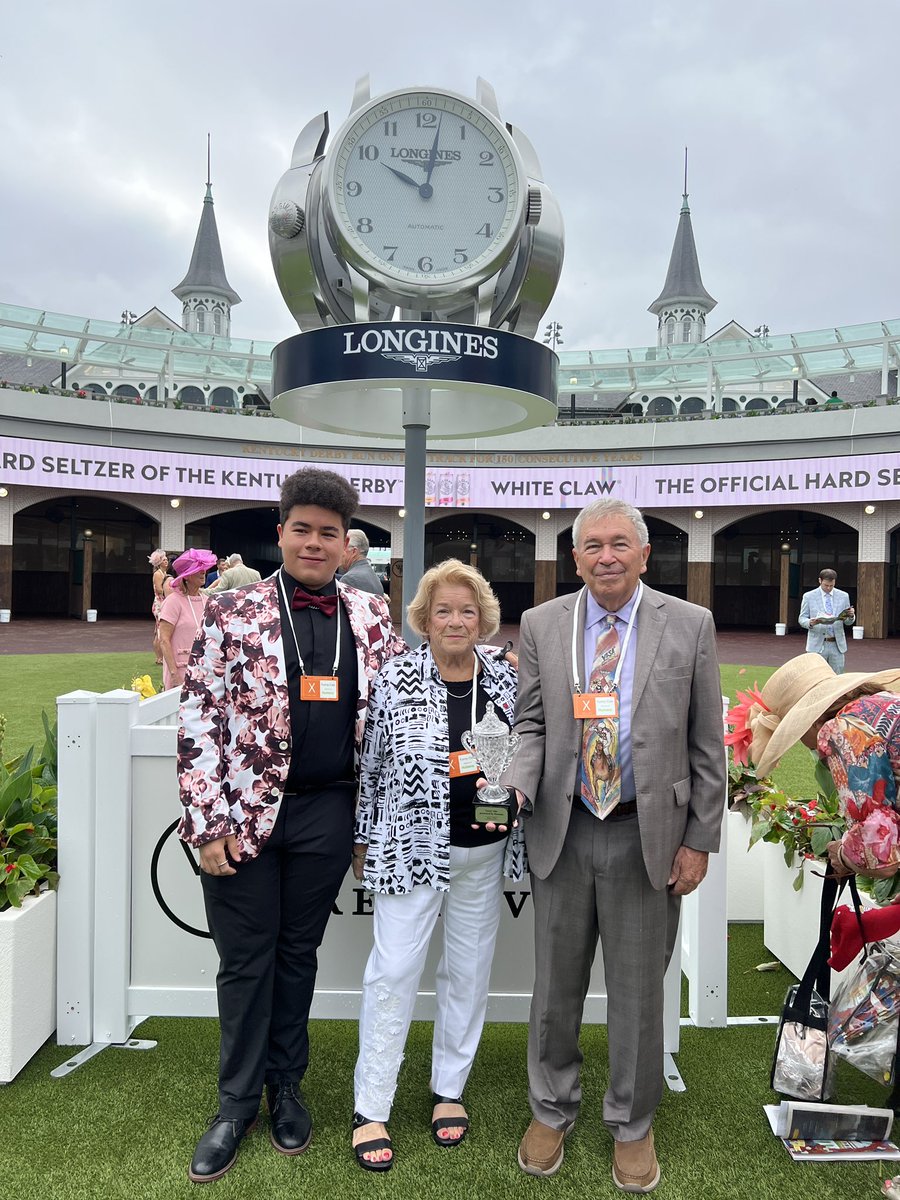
[461,730,475,755]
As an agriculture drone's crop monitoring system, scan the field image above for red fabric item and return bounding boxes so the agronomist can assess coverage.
[291,587,338,617]
[829,902,900,970]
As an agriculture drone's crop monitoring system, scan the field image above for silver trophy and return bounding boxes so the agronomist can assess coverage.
[462,704,520,826]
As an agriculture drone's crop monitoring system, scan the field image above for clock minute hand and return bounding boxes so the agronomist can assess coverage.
[382,163,420,189]
[419,116,443,198]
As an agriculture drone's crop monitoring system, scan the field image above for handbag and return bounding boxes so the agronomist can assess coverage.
[771,876,839,1101]
[828,879,900,1090]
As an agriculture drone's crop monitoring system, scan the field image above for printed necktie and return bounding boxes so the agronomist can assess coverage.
[291,586,338,617]
[824,590,834,617]
[581,614,621,819]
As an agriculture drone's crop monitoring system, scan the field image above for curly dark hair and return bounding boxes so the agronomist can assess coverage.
[279,468,359,528]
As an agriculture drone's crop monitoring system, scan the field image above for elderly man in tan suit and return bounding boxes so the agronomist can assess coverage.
[508,498,725,1193]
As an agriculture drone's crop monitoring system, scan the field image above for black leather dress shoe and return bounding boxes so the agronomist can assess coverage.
[188,1113,257,1183]
[266,1081,312,1154]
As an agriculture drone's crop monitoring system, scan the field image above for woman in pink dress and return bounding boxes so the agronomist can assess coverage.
[158,549,218,691]
[149,548,172,664]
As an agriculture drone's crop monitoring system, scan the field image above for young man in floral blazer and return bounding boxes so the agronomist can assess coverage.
[177,467,405,1184]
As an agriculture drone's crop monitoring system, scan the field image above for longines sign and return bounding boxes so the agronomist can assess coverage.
[271,321,548,393]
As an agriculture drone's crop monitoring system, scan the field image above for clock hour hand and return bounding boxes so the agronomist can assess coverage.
[382,163,420,188]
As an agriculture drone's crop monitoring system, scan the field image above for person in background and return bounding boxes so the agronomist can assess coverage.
[158,549,217,691]
[177,468,405,1184]
[798,568,855,674]
[149,548,172,664]
[206,556,228,587]
[204,553,262,593]
[350,559,522,1172]
[507,498,725,1193]
[338,529,384,596]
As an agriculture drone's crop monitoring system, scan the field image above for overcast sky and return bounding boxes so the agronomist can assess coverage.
[2,1,897,353]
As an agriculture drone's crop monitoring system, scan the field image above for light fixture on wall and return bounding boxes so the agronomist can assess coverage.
[781,542,791,552]
[170,498,181,509]
[864,504,877,515]
[693,510,704,519]
[541,511,551,520]
[398,508,406,518]
[0,487,7,498]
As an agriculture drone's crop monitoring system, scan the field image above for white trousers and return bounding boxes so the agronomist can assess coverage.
[353,840,506,1122]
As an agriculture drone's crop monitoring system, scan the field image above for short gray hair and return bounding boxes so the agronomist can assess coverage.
[227,553,243,567]
[572,499,649,549]
[347,529,370,555]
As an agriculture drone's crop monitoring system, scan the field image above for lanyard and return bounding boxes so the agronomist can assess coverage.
[185,591,205,638]
[441,650,480,730]
[571,580,643,693]
[277,569,342,677]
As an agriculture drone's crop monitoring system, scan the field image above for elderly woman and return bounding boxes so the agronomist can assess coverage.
[158,548,218,691]
[350,559,523,1172]
[149,548,171,663]
[728,652,900,880]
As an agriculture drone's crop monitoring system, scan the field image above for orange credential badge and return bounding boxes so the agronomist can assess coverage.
[572,692,619,720]
[449,749,480,778]
[301,675,340,701]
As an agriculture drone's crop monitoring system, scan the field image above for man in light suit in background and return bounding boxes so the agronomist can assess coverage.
[507,498,725,1194]
[798,568,855,674]
[338,529,384,596]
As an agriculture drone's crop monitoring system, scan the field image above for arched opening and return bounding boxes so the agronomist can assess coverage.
[145,385,168,402]
[113,384,140,399]
[714,511,857,628]
[210,386,236,408]
[424,513,534,622]
[647,396,675,416]
[555,516,686,598]
[745,397,769,412]
[679,396,705,414]
[178,386,206,406]
[721,397,739,412]
[12,495,158,617]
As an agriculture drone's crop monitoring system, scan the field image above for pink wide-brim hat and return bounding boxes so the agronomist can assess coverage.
[170,548,218,587]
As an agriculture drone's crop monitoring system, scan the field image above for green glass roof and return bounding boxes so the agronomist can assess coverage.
[1,302,898,394]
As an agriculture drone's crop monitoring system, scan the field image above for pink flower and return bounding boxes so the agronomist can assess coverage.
[843,808,900,871]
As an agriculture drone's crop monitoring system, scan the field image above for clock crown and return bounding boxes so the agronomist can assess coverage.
[525,186,542,227]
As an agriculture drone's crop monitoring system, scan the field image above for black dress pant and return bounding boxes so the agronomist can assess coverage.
[200,784,354,1118]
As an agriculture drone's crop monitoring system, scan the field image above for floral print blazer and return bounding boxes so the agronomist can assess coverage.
[355,641,526,894]
[177,573,406,860]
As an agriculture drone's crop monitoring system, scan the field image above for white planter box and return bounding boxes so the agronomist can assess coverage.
[726,808,764,921]
[762,840,822,978]
[0,890,57,1083]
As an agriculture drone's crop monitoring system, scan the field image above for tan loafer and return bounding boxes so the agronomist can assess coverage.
[517,1117,569,1177]
[612,1129,660,1193]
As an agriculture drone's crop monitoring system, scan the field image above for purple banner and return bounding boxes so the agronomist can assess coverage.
[2,437,898,509]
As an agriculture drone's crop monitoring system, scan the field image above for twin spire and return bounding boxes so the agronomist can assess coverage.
[173,136,241,319]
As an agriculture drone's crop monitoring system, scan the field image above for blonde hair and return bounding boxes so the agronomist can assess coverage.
[148,549,167,569]
[407,559,501,640]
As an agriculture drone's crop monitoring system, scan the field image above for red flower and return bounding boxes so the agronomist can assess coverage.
[725,686,768,766]
[5,864,14,874]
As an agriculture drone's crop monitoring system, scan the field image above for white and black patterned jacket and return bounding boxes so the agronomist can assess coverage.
[355,642,526,893]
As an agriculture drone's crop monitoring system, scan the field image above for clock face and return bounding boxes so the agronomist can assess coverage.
[325,89,524,294]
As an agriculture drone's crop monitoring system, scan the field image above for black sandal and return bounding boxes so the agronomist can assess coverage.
[352,1111,393,1172]
[431,1094,469,1148]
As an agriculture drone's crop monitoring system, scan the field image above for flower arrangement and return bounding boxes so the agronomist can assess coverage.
[729,757,845,891]
[0,712,58,911]
[130,674,157,699]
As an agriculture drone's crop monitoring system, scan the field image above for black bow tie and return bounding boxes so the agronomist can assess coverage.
[291,587,338,617]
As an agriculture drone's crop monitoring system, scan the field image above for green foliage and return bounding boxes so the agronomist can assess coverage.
[0,711,58,911]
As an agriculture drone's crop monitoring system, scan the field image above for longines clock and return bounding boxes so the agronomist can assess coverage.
[269,77,563,333]
[323,88,527,299]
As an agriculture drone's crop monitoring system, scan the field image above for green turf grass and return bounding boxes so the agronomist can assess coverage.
[1,926,890,1200]
[0,653,164,761]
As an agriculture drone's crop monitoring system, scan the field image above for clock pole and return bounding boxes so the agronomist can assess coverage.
[401,386,430,643]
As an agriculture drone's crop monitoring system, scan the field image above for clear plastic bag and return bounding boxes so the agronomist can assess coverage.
[828,944,900,1084]
[772,986,835,1101]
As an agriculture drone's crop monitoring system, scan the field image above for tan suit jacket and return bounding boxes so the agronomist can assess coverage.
[505,585,725,890]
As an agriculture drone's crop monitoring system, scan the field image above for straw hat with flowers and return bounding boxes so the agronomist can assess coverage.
[726,653,900,778]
